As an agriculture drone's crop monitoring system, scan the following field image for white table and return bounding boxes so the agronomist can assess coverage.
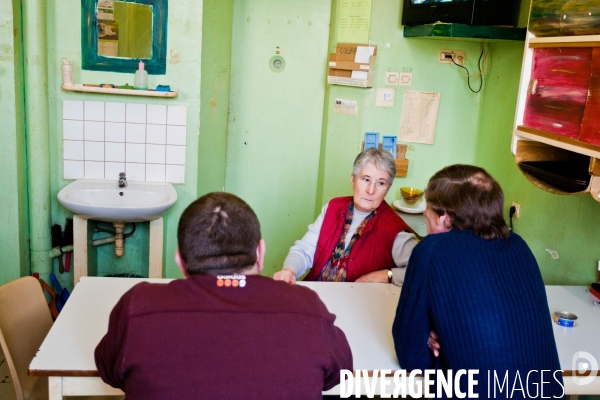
[394,210,427,238]
[29,277,401,398]
[546,286,600,395]
[29,278,600,398]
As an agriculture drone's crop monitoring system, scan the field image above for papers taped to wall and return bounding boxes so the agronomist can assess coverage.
[334,98,358,116]
[399,91,440,144]
[328,43,377,88]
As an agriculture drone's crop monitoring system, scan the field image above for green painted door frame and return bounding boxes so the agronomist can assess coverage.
[0,0,31,285]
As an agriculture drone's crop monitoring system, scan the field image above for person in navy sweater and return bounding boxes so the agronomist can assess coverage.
[95,192,352,400]
[392,164,564,399]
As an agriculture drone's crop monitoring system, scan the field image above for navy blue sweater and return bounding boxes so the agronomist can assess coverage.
[393,230,564,399]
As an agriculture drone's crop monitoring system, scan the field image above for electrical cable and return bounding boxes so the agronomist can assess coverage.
[451,43,486,93]
[94,222,136,237]
[124,223,136,238]
[94,226,115,235]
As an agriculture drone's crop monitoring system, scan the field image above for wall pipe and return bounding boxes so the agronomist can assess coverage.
[47,235,121,259]
[93,237,116,247]
[23,0,52,281]
[48,245,74,259]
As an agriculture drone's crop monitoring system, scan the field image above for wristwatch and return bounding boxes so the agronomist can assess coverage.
[387,269,393,284]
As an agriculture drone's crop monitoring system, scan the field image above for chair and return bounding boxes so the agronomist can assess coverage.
[0,277,123,400]
[0,276,53,400]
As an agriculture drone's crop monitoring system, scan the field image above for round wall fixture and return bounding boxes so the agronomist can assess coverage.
[269,55,286,73]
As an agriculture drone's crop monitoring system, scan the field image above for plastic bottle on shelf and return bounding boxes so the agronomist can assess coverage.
[62,58,73,86]
[134,60,148,90]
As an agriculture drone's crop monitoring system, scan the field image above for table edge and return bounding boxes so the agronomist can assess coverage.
[29,369,99,377]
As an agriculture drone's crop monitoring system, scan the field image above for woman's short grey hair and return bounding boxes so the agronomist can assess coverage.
[352,148,396,183]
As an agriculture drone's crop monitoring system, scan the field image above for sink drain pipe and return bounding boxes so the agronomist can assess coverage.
[91,223,137,256]
[48,223,137,259]
[113,222,125,256]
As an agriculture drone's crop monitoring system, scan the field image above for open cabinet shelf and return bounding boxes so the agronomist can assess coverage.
[528,35,600,48]
[514,139,600,200]
[512,29,600,202]
[515,126,600,159]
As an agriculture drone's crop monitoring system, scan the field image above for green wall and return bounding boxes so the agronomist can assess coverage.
[225,0,332,276]
[476,41,600,285]
[318,0,600,286]
[319,0,486,211]
[47,0,209,285]
[198,0,232,195]
[1,0,599,288]
[0,0,29,284]
[0,0,230,289]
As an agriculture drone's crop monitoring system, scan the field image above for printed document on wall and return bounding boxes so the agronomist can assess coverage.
[398,91,440,144]
[337,0,373,43]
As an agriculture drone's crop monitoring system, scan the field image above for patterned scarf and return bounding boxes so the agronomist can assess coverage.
[317,201,376,282]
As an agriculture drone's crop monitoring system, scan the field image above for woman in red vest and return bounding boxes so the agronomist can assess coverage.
[273,148,417,284]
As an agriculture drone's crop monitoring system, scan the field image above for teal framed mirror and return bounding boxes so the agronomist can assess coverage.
[82,0,167,74]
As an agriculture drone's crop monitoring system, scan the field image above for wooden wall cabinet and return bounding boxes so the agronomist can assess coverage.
[513,12,600,202]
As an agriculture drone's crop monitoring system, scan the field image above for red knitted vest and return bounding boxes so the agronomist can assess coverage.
[304,197,410,282]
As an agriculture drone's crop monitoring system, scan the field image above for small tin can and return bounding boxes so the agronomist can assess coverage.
[553,311,578,327]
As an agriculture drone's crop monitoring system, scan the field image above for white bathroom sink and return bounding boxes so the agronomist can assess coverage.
[57,179,178,222]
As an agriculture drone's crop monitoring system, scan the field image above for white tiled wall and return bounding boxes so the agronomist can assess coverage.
[62,100,187,183]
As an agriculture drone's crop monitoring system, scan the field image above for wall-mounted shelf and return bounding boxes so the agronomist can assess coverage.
[528,35,600,48]
[62,84,178,98]
[512,28,600,202]
[513,139,600,201]
[403,23,526,42]
[514,126,600,160]
[328,43,377,88]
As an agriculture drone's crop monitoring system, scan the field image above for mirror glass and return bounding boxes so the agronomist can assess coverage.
[97,1,153,59]
[82,0,167,75]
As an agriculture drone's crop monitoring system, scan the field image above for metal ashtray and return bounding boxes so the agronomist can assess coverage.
[553,311,578,327]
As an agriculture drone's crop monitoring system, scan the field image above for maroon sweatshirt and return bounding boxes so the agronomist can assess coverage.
[95,275,352,400]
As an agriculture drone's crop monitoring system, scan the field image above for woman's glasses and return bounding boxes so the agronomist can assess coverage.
[355,176,390,191]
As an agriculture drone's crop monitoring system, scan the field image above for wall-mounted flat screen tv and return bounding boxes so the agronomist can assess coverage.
[401,0,519,27]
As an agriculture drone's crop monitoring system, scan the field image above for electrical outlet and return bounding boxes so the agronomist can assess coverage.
[438,49,466,66]
[511,201,520,219]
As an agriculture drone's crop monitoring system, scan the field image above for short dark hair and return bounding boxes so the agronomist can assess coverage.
[177,192,261,275]
[425,164,509,240]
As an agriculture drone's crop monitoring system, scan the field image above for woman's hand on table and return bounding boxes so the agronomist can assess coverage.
[427,330,440,357]
[355,269,388,283]
[273,268,297,284]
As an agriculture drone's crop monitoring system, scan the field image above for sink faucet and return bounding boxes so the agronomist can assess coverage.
[118,172,127,188]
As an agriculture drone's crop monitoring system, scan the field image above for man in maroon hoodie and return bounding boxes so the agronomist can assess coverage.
[95,192,352,400]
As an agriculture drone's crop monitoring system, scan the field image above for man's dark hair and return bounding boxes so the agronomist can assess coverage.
[425,164,509,240]
[177,192,261,275]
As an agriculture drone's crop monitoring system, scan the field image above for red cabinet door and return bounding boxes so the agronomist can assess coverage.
[580,48,600,145]
[524,47,592,138]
